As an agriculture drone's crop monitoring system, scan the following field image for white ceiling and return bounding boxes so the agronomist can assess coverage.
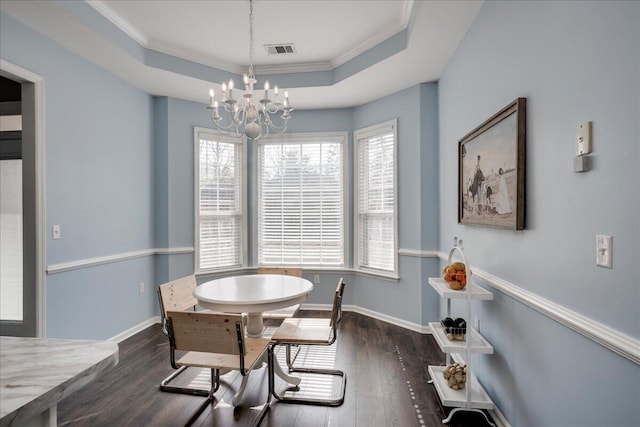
[1,0,484,109]
[102,0,413,71]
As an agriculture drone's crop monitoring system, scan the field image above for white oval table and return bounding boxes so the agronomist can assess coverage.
[194,274,313,337]
[193,274,313,406]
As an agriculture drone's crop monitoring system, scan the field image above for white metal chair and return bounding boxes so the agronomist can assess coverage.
[165,310,271,426]
[267,277,347,406]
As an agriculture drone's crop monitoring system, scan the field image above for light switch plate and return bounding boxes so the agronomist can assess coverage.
[52,225,61,240]
[576,121,592,156]
[596,234,612,268]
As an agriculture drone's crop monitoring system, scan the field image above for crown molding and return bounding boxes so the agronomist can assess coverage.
[85,0,413,77]
[331,21,407,68]
[86,0,148,46]
[145,39,244,75]
[400,0,415,24]
[331,0,413,67]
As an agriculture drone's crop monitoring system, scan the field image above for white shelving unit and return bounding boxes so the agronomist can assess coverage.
[428,239,496,426]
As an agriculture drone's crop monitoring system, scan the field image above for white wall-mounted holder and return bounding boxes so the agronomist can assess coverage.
[574,121,592,173]
[575,121,592,156]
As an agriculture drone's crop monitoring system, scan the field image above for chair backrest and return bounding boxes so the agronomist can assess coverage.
[257,267,303,277]
[158,275,199,318]
[158,275,200,335]
[166,311,244,356]
[330,277,346,327]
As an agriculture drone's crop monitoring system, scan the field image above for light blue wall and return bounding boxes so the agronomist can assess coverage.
[419,83,441,326]
[352,84,440,326]
[1,12,157,339]
[438,1,639,426]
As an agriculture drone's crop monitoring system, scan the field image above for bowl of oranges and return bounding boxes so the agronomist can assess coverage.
[442,262,467,290]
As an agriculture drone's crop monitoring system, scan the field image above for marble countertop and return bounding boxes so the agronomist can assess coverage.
[0,336,119,426]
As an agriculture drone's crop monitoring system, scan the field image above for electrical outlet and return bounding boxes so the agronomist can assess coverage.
[596,235,612,269]
[313,274,320,284]
[139,282,145,293]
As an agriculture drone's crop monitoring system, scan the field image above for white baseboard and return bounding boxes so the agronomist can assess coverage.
[301,303,431,334]
[489,405,511,427]
[109,316,160,343]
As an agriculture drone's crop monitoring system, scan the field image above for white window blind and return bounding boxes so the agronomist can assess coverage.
[195,130,244,271]
[355,120,397,274]
[256,134,345,267]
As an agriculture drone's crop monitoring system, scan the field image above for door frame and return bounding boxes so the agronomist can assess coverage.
[0,59,46,338]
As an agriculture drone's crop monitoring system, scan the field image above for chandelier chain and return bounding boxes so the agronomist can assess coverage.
[248,0,254,77]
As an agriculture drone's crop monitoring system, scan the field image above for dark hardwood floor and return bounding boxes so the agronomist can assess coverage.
[58,311,495,427]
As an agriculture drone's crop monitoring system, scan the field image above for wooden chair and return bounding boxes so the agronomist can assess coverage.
[267,278,347,406]
[166,311,271,426]
[157,275,212,396]
[257,267,303,319]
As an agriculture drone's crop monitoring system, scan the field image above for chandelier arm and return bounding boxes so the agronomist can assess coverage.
[263,113,289,132]
[265,103,280,114]
[211,122,241,138]
[210,111,240,133]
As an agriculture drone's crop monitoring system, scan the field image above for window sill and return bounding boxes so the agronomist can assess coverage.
[195,267,399,283]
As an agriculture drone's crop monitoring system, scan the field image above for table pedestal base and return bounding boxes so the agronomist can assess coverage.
[246,312,264,337]
[231,349,302,407]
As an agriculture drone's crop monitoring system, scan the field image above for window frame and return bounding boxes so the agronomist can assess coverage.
[193,127,247,273]
[252,131,349,269]
[353,119,399,279]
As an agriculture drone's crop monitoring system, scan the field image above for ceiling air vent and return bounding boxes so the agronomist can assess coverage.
[264,43,296,55]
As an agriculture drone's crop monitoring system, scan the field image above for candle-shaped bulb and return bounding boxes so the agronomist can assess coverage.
[209,88,214,97]
[274,85,279,95]
[264,81,270,91]
[284,90,289,99]
[222,82,227,92]
[228,79,234,90]
[243,74,248,85]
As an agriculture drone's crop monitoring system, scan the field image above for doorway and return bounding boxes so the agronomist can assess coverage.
[0,65,44,337]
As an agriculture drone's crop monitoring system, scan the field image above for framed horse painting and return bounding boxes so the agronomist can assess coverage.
[458,98,526,230]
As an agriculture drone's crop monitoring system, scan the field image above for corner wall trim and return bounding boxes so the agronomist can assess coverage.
[398,248,440,258]
[393,249,639,364]
[46,247,195,274]
[471,266,640,365]
[429,253,639,365]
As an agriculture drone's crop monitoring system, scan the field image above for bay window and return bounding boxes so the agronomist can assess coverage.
[255,133,347,267]
[354,120,398,276]
[194,128,245,271]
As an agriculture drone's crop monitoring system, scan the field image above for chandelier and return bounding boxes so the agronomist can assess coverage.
[206,0,292,140]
